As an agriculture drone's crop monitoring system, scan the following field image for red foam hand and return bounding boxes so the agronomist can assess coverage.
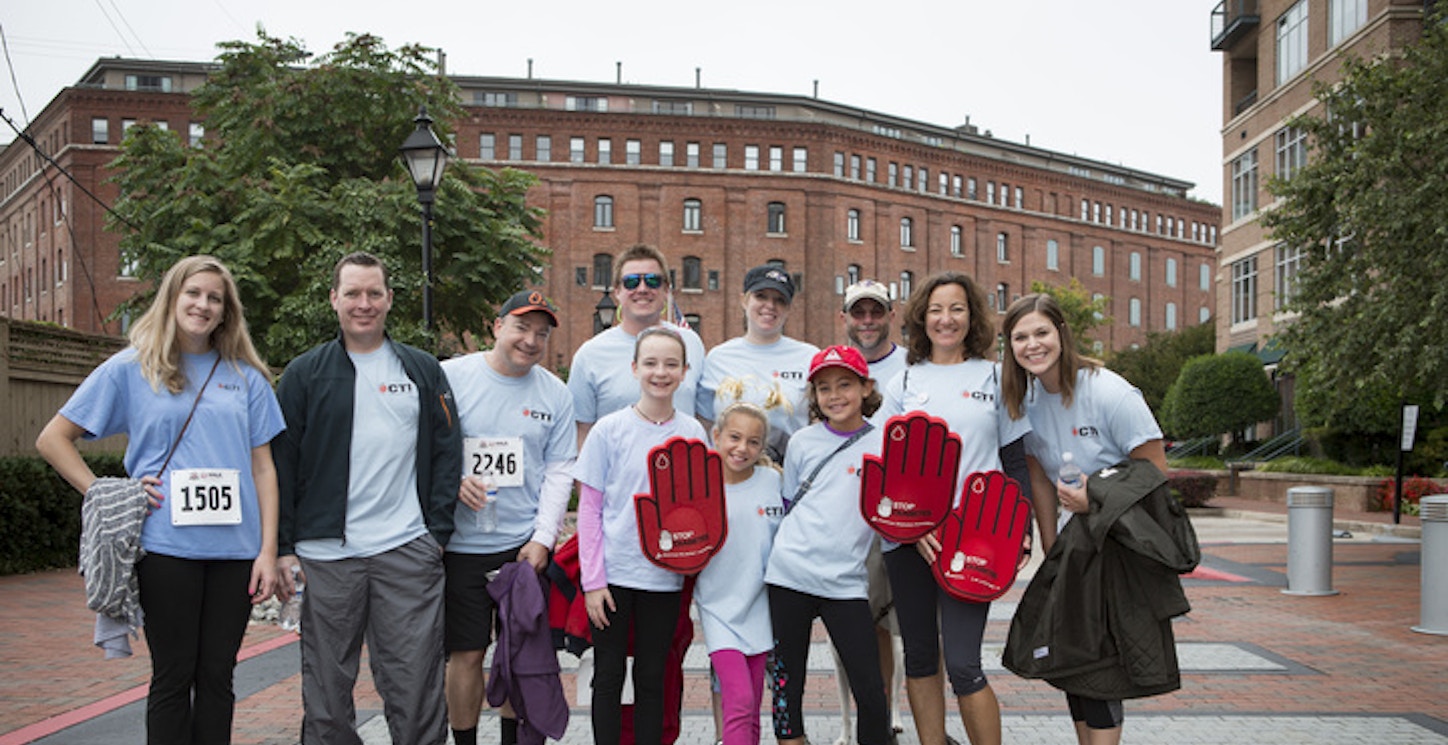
[931,470,1031,602]
[634,437,728,574]
[859,413,961,542]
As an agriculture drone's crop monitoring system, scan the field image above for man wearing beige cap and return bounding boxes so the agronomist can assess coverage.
[842,280,906,387]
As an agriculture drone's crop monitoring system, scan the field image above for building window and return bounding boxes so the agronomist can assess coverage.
[901,271,915,299]
[793,147,808,173]
[1232,256,1258,324]
[125,74,172,92]
[626,139,641,165]
[508,134,523,160]
[594,195,614,229]
[653,100,693,115]
[1093,202,1102,223]
[91,117,109,144]
[184,122,203,147]
[566,95,607,112]
[967,178,978,200]
[746,145,761,171]
[768,146,783,172]
[1165,302,1177,330]
[903,166,914,191]
[952,175,963,197]
[1129,297,1142,327]
[847,209,861,242]
[1275,243,1305,309]
[767,202,786,234]
[847,264,861,285]
[659,141,675,167]
[478,91,518,107]
[1092,246,1105,276]
[1200,306,1211,324]
[1166,257,1178,287]
[598,138,612,164]
[1275,126,1308,182]
[708,270,720,291]
[1015,186,1024,209]
[1129,252,1141,281]
[1131,209,1140,231]
[1231,148,1259,221]
[996,283,1010,312]
[682,256,703,290]
[570,136,586,163]
[683,199,702,232]
[888,162,898,187]
[834,152,846,177]
[1277,0,1310,84]
[866,157,877,182]
[987,182,997,204]
[736,104,776,119]
[535,135,551,162]
[686,142,700,168]
[1046,239,1059,271]
[850,155,861,180]
[1200,262,1212,290]
[1104,205,1113,225]
[900,217,915,249]
[1081,199,1090,221]
[1120,206,1129,229]
[480,133,496,160]
[951,225,964,257]
[1156,215,1164,234]
[996,232,1009,263]
[576,267,588,287]
[121,118,137,133]
[592,253,613,288]
[1330,0,1369,46]
[712,143,727,168]
[918,168,928,193]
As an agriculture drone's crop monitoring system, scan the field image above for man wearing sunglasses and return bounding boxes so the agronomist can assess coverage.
[567,244,707,445]
[843,280,906,387]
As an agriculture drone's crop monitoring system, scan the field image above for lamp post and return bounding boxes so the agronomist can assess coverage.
[400,106,449,333]
[594,289,617,335]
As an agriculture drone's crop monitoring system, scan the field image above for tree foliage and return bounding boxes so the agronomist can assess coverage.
[1108,320,1216,415]
[1028,278,1110,355]
[1161,351,1279,444]
[107,32,546,363]
[1261,11,1448,428]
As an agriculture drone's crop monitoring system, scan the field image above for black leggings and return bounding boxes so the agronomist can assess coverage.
[136,553,254,745]
[883,546,990,696]
[589,585,682,745]
[767,584,892,745]
[1068,693,1124,729]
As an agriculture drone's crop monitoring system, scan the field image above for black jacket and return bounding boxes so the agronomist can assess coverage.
[273,333,461,555]
[1003,459,1199,700]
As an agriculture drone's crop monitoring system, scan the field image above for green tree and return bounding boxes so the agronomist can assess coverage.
[1108,320,1216,415]
[1028,278,1110,355]
[1261,10,1448,427]
[107,32,546,363]
[1161,351,1279,446]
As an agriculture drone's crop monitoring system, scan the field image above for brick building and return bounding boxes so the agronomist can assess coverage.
[1210,0,1425,431]
[2,57,1219,362]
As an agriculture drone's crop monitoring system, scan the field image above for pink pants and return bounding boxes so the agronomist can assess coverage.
[710,648,768,745]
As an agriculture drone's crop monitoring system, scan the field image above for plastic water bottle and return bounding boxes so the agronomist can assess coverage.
[1058,451,1083,487]
[279,566,304,633]
[477,475,499,533]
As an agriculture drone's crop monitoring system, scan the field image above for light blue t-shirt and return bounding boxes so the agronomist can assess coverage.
[695,336,819,436]
[567,325,707,423]
[574,407,708,592]
[765,423,883,600]
[61,348,285,560]
[695,466,784,655]
[297,347,426,560]
[442,352,577,554]
[865,343,907,391]
[1023,367,1163,480]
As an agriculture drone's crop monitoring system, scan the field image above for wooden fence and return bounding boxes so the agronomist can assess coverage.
[1,316,127,457]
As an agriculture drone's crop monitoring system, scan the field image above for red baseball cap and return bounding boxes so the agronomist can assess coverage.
[808,345,869,381]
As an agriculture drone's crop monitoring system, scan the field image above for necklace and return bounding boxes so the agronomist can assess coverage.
[632,404,674,426]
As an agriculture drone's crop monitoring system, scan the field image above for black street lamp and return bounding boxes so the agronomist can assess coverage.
[594,289,617,335]
[400,106,449,333]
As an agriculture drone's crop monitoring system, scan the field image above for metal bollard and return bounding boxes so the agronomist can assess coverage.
[1282,486,1339,596]
[1412,495,1448,635]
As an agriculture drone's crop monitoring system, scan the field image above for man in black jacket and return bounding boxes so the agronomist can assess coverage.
[274,251,461,745]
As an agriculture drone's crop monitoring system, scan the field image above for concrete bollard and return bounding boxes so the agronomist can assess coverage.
[1412,495,1448,635]
[1282,486,1339,596]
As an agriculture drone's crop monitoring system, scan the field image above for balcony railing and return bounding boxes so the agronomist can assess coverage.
[1211,0,1261,51]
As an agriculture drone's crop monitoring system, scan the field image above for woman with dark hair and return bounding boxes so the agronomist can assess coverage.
[876,272,1032,745]
[1000,293,1168,745]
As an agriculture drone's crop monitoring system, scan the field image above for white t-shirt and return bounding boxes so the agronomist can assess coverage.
[567,325,707,423]
[442,353,577,554]
[573,407,708,592]
[298,346,426,560]
[1023,367,1163,480]
[695,466,784,655]
[865,343,907,391]
[695,336,819,436]
[765,423,883,600]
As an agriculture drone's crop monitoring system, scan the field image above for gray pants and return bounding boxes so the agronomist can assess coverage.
[299,535,447,745]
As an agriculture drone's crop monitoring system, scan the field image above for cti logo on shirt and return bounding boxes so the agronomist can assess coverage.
[215,382,242,392]
[1073,425,1101,437]
[758,505,787,518]
[378,382,415,394]
[776,370,805,381]
[523,408,553,422]
[962,389,996,403]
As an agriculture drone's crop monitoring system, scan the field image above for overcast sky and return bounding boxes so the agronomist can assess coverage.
[1,0,1226,205]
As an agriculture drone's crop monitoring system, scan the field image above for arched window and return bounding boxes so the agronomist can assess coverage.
[1092,246,1106,276]
[995,282,1009,311]
[767,202,786,234]
[682,256,703,290]
[951,225,964,257]
[996,232,1009,263]
[683,199,702,232]
[1046,239,1059,270]
[900,271,914,299]
[847,209,861,242]
[900,217,914,249]
[1165,302,1178,330]
[592,253,613,288]
[594,195,614,229]
[1129,251,1142,281]
[1129,297,1142,326]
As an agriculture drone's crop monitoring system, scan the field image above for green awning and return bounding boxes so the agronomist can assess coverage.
[1227,342,1256,355]
[1256,337,1286,365]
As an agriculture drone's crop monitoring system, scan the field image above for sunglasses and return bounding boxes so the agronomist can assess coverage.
[621,273,664,290]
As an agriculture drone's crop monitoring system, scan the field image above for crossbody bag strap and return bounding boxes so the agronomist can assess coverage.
[155,356,222,479]
[788,423,875,513]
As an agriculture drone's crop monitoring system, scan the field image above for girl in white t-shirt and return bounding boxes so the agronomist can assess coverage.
[575,327,708,745]
[695,403,784,745]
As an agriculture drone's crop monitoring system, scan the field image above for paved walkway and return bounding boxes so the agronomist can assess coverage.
[2,504,1444,745]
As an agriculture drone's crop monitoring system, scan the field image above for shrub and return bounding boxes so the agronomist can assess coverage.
[1374,476,1447,515]
[1161,351,1279,444]
[1256,456,1362,476]
[1168,470,1219,508]
[1168,455,1227,471]
[0,454,126,575]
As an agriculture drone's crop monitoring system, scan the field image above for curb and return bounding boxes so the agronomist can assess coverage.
[1214,508,1422,540]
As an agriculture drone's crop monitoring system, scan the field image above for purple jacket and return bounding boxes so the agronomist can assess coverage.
[487,562,569,744]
